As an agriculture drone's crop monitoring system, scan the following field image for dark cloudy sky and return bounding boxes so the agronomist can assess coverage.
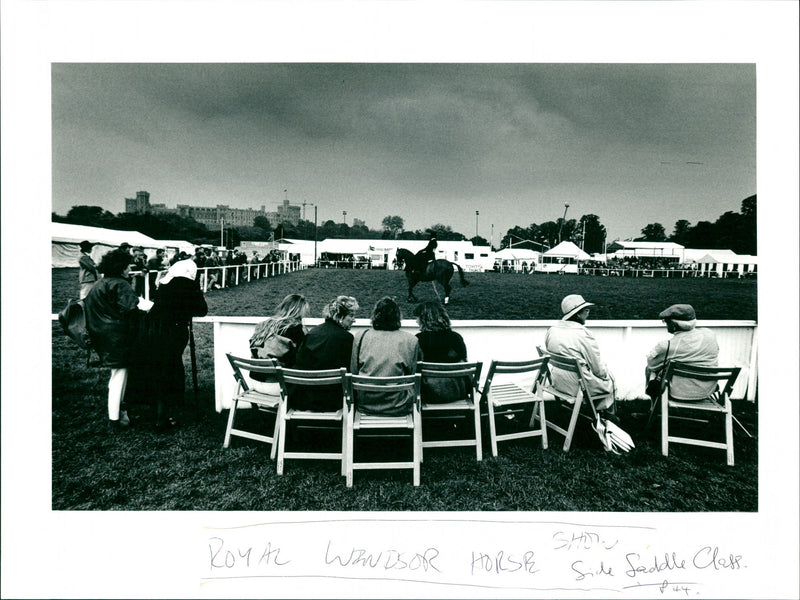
[52,62,755,242]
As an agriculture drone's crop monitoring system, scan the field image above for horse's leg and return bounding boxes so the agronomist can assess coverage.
[407,277,417,302]
[443,280,452,304]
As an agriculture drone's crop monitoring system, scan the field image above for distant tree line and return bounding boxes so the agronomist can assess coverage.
[51,208,484,248]
[53,194,755,255]
[499,195,756,256]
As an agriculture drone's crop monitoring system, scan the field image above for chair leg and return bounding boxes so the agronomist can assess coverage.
[346,415,354,488]
[223,401,237,448]
[563,398,583,452]
[276,409,287,474]
[412,411,421,486]
[473,404,483,461]
[487,400,499,457]
[270,412,280,461]
[538,401,548,450]
[724,398,735,467]
[340,416,347,477]
[661,394,669,457]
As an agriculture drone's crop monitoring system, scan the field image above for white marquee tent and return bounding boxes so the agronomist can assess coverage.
[52,222,191,268]
[493,248,540,272]
[540,241,591,272]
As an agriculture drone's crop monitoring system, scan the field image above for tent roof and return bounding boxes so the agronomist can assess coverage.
[608,240,685,250]
[682,248,737,261]
[543,240,591,260]
[697,253,758,264]
[52,222,161,248]
[494,248,540,260]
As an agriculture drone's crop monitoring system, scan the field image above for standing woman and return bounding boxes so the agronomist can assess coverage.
[413,301,469,403]
[84,248,143,429]
[351,296,422,416]
[248,294,309,396]
[147,258,208,431]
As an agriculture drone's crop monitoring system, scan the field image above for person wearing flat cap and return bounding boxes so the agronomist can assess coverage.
[544,294,615,410]
[78,241,100,299]
[645,304,719,400]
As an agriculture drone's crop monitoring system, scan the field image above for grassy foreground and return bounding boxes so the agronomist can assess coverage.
[52,269,758,511]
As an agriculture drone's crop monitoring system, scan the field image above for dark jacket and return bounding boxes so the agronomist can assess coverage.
[148,276,207,341]
[291,319,354,411]
[85,276,141,367]
[416,330,469,403]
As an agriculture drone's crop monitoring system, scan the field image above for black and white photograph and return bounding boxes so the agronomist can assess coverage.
[2,1,798,598]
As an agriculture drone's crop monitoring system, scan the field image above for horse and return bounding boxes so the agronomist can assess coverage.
[394,248,469,305]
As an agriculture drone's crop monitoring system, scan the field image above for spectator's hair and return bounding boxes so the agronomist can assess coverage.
[323,295,359,325]
[98,249,132,278]
[413,301,451,332]
[250,294,309,348]
[371,296,402,331]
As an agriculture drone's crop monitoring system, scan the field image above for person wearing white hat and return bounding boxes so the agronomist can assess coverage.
[544,294,615,410]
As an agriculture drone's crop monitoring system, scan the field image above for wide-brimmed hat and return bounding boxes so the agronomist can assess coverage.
[560,294,594,320]
[119,242,132,250]
[659,304,696,321]
[79,241,95,253]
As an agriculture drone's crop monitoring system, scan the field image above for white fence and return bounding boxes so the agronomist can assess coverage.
[132,260,304,299]
[201,317,757,412]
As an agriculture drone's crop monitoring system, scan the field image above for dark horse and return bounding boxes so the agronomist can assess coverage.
[395,248,469,305]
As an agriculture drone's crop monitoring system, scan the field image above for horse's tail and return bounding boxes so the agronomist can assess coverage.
[452,262,469,287]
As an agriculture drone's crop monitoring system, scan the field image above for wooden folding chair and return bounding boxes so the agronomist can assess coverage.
[656,362,741,466]
[537,350,613,452]
[275,367,350,476]
[416,361,483,461]
[480,358,550,457]
[224,353,283,460]
[345,374,422,487]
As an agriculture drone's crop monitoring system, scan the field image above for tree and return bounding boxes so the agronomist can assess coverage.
[538,221,560,249]
[685,220,716,248]
[639,223,667,241]
[740,194,757,255]
[741,195,756,219]
[66,205,116,226]
[253,216,272,233]
[381,215,405,239]
[470,235,489,247]
[578,214,607,254]
[670,219,692,246]
[428,223,465,241]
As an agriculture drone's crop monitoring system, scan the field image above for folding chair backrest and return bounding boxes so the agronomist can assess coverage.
[417,361,482,398]
[226,353,280,392]
[484,357,549,394]
[665,362,741,398]
[277,367,350,400]
[349,374,421,404]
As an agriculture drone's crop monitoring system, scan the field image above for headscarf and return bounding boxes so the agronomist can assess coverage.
[158,258,198,286]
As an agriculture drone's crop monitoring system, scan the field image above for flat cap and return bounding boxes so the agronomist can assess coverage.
[659,304,696,321]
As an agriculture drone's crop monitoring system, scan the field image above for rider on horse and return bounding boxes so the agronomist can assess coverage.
[413,232,438,274]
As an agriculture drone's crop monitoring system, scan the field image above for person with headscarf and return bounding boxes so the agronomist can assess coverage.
[146,258,208,431]
[645,304,719,400]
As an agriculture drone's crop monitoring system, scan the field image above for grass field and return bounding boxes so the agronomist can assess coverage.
[51,268,758,511]
[52,267,758,321]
